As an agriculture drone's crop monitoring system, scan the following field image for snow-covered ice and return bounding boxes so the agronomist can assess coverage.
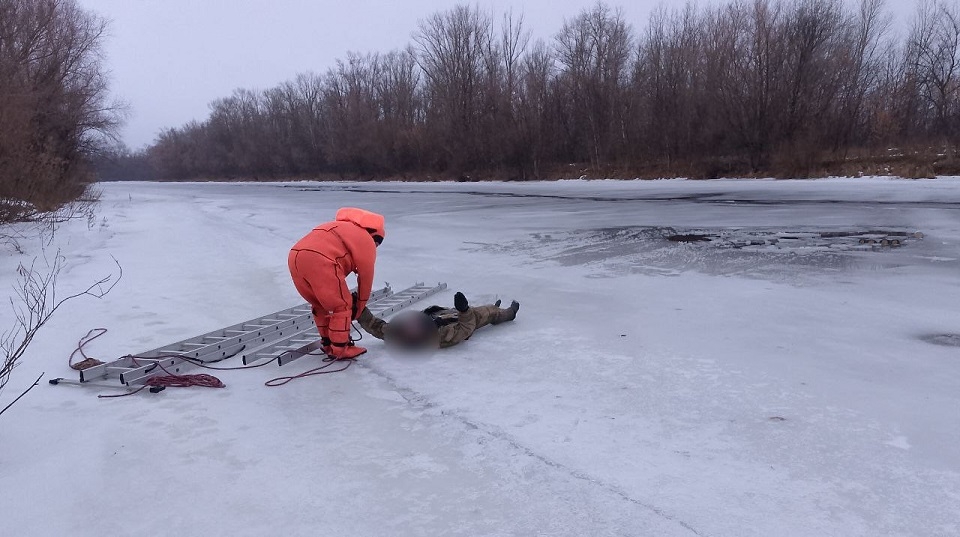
[1,177,959,536]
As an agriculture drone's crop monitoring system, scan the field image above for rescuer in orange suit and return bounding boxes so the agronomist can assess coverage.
[288,207,385,360]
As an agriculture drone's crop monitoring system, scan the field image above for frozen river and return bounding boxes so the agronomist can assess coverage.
[1,178,958,536]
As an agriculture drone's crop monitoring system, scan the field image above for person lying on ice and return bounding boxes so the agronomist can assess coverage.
[357,291,520,350]
[288,207,385,360]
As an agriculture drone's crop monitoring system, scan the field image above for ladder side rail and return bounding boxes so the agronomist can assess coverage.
[121,356,195,385]
[276,340,327,366]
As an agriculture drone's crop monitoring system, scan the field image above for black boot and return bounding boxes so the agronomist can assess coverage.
[494,300,520,324]
[454,292,469,312]
[506,300,520,320]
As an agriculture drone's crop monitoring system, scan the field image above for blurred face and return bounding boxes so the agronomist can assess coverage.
[385,312,436,350]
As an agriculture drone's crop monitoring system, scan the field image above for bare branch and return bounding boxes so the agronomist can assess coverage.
[0,372,43,418]
[1,251,122,401]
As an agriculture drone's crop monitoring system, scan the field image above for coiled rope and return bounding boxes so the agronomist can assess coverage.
[69,328,108,371]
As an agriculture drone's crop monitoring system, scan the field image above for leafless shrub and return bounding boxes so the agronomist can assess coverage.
[0,250,121,416]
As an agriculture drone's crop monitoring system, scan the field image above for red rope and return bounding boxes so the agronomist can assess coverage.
[264,352,354,386]
[98,356,226,398]
[69,328,108,370]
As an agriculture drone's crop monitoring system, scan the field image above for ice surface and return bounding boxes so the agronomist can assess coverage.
[1,177,958,536]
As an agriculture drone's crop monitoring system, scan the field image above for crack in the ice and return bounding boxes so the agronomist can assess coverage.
[358,361,708,537]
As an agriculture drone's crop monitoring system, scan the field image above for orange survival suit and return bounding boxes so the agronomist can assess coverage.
[288,207,385,359]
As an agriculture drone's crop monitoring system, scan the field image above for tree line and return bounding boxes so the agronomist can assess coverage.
[132,0,960,181]
[1,0,121,221]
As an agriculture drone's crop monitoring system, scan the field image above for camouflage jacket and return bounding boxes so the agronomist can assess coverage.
[358,306,497,348]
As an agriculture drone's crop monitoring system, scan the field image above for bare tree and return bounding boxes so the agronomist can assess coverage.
[323,52,390,175]
[830,0,892,152]
[516,40,555,178]
[907,0,960,141]
[415,4,494,173]
[479,10,531,176]
[555,1,633,169]
[375,48,422,173]
[633,3,709,172]
[0,0,123,218]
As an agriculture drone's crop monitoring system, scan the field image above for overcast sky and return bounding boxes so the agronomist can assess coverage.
[76,0,915,150]
[75,0,658,149]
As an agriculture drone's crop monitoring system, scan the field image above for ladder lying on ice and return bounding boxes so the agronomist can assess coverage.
[52,282,447,391]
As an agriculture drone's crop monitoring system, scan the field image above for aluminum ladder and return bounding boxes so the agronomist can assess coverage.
[53,283,447,391]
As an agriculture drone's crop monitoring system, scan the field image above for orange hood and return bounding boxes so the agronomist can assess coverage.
[336,207,385,242]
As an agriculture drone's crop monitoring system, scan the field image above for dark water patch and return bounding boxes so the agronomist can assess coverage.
[465,225,935,283]
[919,334,960,347]
[667,234,712,243]
[655,228,924,252]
